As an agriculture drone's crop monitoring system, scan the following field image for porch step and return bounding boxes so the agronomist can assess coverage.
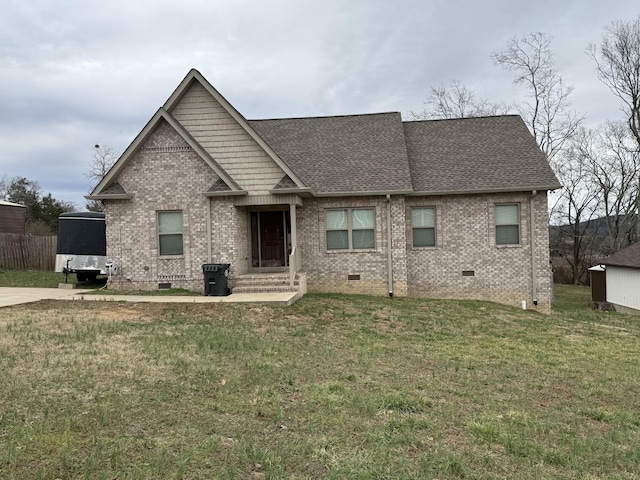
[232,273,298,294]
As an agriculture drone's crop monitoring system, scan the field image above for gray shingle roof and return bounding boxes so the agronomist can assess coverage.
[403,115,561,194]
[249,113,414,195]
[249,113,560,196]
[603,242,640,269]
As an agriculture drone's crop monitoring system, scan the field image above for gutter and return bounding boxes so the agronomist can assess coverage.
[530,190,538,305]
[386,194,393,297]
[207,198,212,263]
[406,185,562,197]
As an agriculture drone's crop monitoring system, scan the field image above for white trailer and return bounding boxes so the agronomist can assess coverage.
[55,212,107,282]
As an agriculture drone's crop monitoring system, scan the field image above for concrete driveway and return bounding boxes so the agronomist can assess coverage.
[0,287,94,308]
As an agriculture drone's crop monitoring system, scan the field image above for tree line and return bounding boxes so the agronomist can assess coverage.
[411,15,640,285]
[0,145,118,235]
[0,176,75,235]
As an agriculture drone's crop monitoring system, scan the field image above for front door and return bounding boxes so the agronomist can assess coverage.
[250,210,290,268]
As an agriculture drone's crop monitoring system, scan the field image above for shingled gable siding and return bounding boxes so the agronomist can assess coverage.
[405,192,553,313]
[104,120,225,292]
[169,82,286,195]
[296,196,408,296]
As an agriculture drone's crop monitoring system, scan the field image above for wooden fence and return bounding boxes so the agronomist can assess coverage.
[0,233,57,270]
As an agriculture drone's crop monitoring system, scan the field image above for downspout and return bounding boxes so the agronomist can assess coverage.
[207,198,212,263]
[530,190,538,305]
[386,194,393,297]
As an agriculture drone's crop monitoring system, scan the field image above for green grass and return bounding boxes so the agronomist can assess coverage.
[1,281,639,478]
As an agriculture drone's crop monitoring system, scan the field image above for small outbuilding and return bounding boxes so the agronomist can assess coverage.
[588,264,606,303]
[602,242,640,315]
[0,200,27,234]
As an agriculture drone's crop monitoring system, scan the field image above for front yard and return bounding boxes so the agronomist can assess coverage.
[0,277,638,478]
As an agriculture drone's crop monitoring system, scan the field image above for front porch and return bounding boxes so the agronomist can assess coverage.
[228,194,304,295]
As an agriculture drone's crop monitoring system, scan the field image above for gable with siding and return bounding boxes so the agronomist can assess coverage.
[168,81,290,196]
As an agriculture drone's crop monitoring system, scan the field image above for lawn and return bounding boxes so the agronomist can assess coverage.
[0,278,639,479]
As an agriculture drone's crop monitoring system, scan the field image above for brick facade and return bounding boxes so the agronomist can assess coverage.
[97,70,556,313]
[104,120,553,312]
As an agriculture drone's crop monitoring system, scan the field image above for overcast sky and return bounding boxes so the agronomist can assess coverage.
[1,0,638,210]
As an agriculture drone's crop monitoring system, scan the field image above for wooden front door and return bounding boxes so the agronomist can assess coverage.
[251,210,290,268]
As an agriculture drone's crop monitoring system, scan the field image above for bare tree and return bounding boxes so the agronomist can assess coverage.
[0,174,10,200]
[409,80,510,120]
[550,128,601,283]
[86,144,118,212]
[589,121,639,253]
[492,32,583,167]
[589,15,640,149]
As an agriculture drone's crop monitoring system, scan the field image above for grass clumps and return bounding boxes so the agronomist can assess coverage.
[0,286,639,478]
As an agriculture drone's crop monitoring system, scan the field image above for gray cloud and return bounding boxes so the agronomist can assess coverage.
[1,0,638,209]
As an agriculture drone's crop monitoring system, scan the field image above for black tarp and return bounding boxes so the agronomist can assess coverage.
[56,212,106,256]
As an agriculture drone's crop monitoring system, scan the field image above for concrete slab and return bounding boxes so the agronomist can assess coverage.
[0,287,94,308]
[0,287,300,308]
[74,291,300,306]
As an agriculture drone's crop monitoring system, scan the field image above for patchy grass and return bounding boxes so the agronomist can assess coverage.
[0,285,639,478]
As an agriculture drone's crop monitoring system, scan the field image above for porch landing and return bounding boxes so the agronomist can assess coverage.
[73,291,301,306]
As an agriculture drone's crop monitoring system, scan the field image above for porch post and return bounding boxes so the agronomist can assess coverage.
[290,203,297,252]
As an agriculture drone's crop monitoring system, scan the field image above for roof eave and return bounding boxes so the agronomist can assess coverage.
[85,194,132,201]
[268,187,313,195]
[203,190,248,197]
[603,262,640,269]
[314,189,414,197]
[406,184,562,197]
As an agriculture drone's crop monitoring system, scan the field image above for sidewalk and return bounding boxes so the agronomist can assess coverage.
[0,287,300,308]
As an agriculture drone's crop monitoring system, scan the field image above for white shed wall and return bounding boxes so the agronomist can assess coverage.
[606,266,640,313]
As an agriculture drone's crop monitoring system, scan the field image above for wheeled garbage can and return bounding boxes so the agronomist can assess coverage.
[202,263,230,296]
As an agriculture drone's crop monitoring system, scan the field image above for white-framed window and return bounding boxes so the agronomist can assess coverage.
[412,207,436,247]
[495,204,520,245]
[326,208,375,250]
[158,210,183,255]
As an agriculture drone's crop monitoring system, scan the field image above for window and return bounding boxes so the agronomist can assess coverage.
[495,204,519,245]
[326,208,375,250]
[412,207,436,247]
[158,211,183,255]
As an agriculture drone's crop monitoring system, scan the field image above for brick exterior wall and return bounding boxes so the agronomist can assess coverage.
[404,192,552,313]
[105,120,248,292]
[104,118,553,312]
[294,192,552,312]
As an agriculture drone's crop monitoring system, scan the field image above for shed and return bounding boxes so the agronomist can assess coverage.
[588,265,606,302]
[602,242,640,315]
[0,200,27,234]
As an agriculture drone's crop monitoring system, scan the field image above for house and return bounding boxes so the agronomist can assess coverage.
[0,200,27,235]
[87,69,561,312]
[601,242,640,315]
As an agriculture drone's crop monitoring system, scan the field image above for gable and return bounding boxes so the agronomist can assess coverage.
[88,109,243,200]
[168,80,296,196]
[105,118,222,200]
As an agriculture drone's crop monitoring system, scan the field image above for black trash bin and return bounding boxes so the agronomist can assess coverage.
[202,263,230,296]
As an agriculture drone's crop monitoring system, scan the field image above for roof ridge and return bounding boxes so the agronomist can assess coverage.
[403,114,521,124]
[248,112,401,122]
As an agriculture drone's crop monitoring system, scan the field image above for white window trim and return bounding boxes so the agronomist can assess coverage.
[411,206,437,248]
[325,207,376,252]
[495,203,520,246]
[158,210,184,256]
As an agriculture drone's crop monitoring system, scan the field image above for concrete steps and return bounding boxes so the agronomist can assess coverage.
[232,272,298,294]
